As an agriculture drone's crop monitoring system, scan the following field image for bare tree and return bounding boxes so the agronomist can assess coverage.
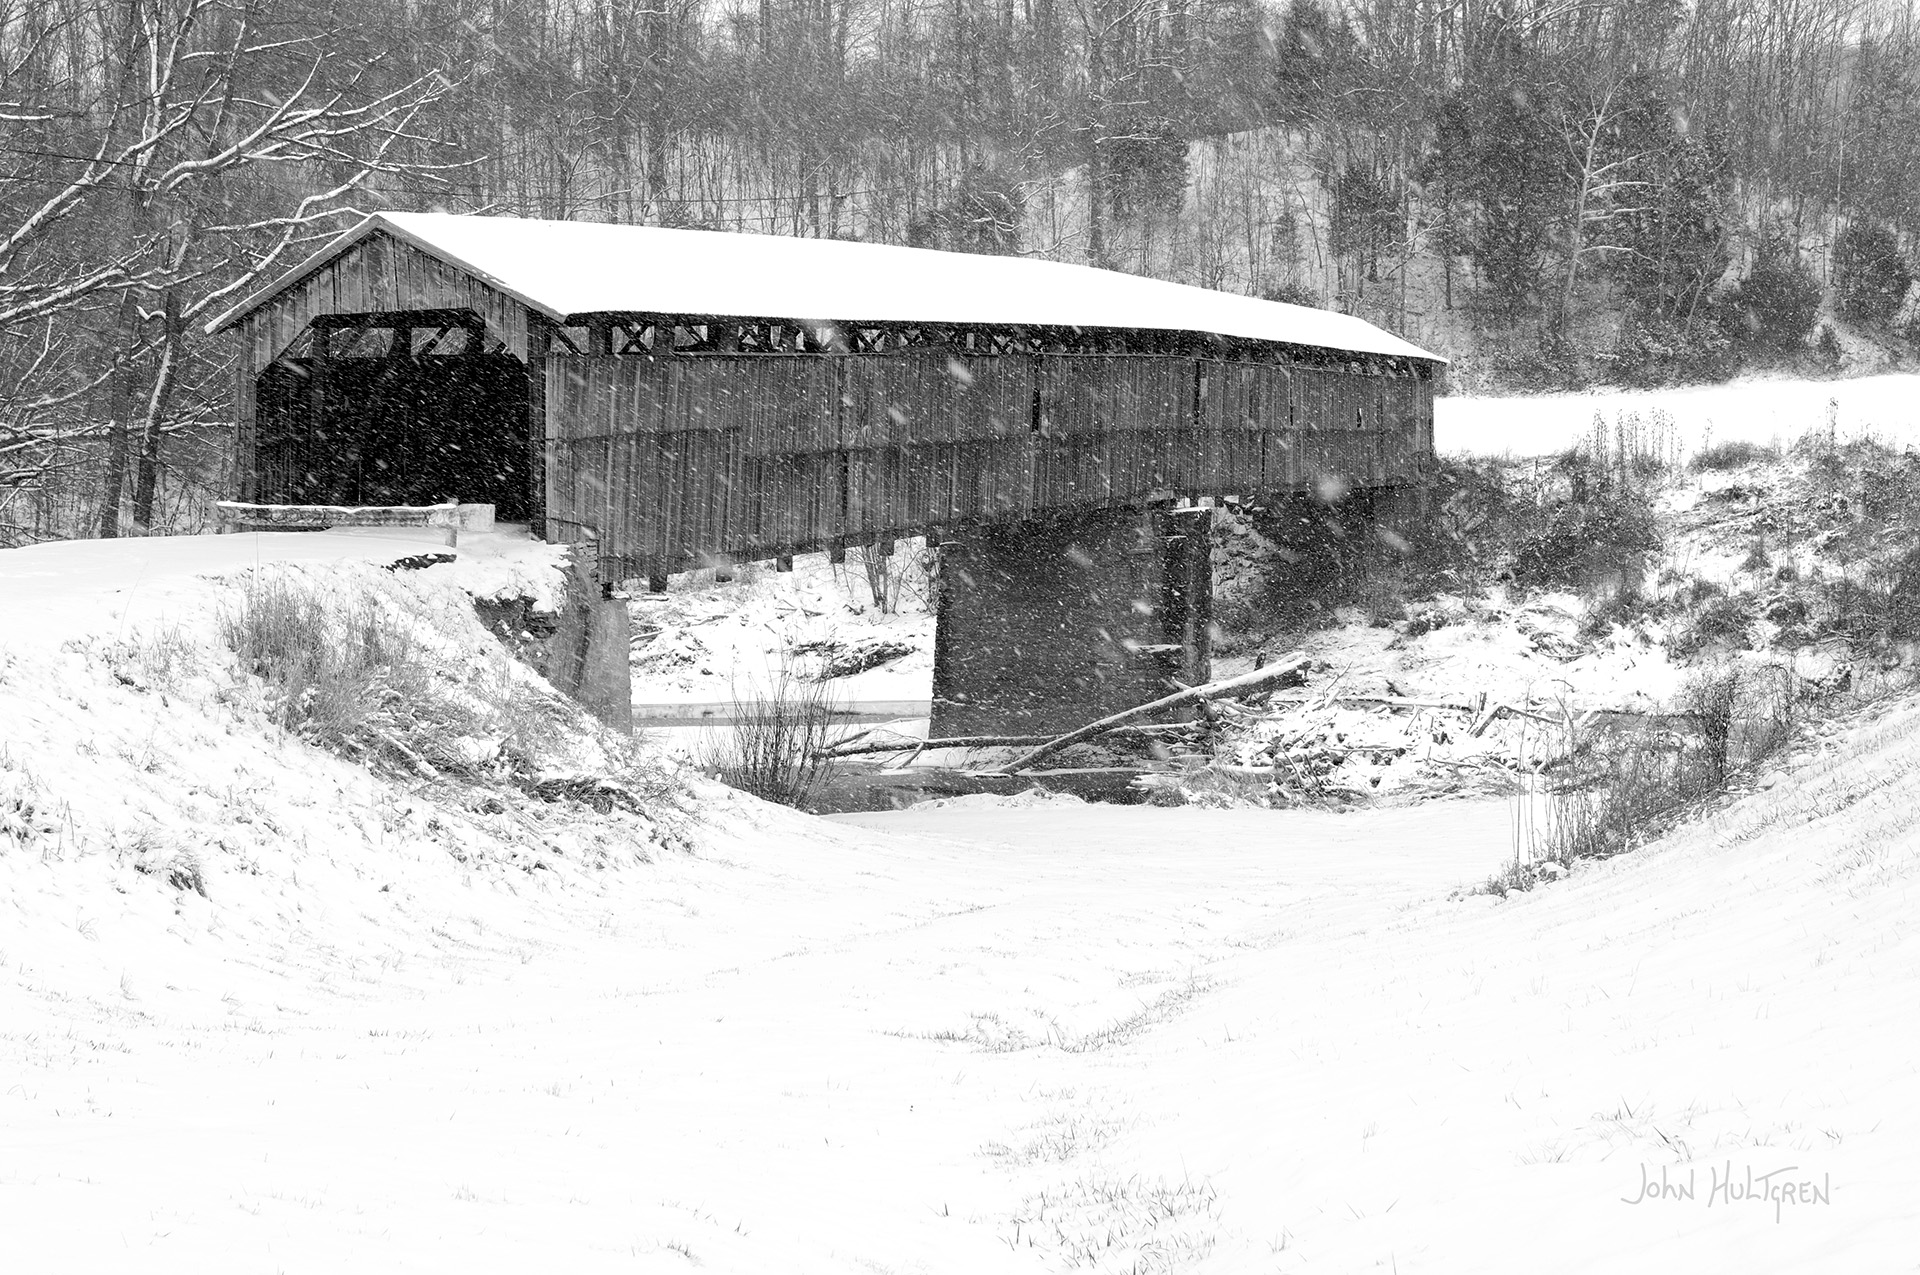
[0,0,455,541]
[1557,81,1649,336]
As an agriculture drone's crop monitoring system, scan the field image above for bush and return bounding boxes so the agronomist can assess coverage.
[1607,309,1739,386]
[1263,280,1324,309]
[836,538,929,614]
[1535,730,1710,867]
[1678,665,1741,786]
[1577,588,1645,642]
[1890,547,1920,644]
[1816,574,1896,649]
[1834,222,1912,325]
[1729,238,1822,352]
[907,165,1024,255]
[702,665,841,809]
[1686,593,1752,651]
[1409,456,1525,590]
[1690,439,1779,472]
[1510,455,1660,592]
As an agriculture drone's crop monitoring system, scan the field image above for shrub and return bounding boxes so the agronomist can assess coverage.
[1729,238,1821,352]
[907,165,1024,255]
[1890,547,1920,644]
[1676,576,1724,607]
[1678,665,1741,786]
[1535,730,1707,867]
[837,538,929,615]
[1607,309,1739,386]
[1816,573,1896,649]
[701,665,841,809]
[1690,439,1778,472]
[1408,456,1525,591]
[1577,588,1645,642]
[1584,409,1680,481]
[1510,460,1660,592]
[1668,591,1751,659]
[1263,280,1324,309]
[1834,221,1912,325]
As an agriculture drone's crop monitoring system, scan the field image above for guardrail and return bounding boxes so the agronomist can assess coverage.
[215,500,495,547]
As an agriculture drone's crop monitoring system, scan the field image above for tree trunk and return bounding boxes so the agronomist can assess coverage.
[1085,26,1105,266]
[131,286,184,534]
[96,287,141,539]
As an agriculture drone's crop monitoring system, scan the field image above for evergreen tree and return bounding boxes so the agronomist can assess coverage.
[1730,233,1822,352]
[1833,222,1913,325]
[1462,39,1565,317]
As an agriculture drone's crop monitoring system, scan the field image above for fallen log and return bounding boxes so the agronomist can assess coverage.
[1262,692,1476,712]
[816,722,1200,759]
[998,653,1310,775]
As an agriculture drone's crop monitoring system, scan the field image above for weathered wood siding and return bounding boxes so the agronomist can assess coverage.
[546,351,1432,576]
[234,231,529,368]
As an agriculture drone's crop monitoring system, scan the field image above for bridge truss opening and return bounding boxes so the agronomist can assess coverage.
[252,310,533,523]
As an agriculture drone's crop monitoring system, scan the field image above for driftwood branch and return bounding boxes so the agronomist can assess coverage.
[816,722,1197,759]
[998,654,1309,774]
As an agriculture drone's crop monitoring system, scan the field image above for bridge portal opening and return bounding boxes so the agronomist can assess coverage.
[252,310,531,521]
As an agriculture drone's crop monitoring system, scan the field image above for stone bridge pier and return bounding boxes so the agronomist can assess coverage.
[930,504,1213,739]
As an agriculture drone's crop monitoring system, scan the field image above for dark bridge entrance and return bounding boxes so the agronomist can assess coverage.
[252,311,532,521]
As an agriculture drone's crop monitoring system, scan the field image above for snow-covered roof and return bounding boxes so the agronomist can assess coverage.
[207,212,1444,363]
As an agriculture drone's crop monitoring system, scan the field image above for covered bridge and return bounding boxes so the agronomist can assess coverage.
[208,214,1445,735]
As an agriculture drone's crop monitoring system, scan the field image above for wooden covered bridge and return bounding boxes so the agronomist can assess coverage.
[209,214,1444,734]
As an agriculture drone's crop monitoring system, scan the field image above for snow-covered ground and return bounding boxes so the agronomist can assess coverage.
[8,379,1920,1271]
[6,695,1916,1270]
[1438,371,1920,459]
[0,525,571,651]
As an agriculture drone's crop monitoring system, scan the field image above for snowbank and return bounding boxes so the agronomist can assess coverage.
[0,527,571,651]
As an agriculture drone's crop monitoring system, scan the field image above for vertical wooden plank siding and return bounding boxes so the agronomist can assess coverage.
[527,314,550,537]
[233,315,260,503]
[540,349,1431,579]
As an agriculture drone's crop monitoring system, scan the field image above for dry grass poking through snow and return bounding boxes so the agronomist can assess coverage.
[213,564,679,807]
[1723,697,1920,888]
[1007,1174,1222,1272]
[1488,657,1911,896]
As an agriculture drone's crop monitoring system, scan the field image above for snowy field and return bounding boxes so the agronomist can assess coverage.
[6,718,1917,1271]
[1438,371,1920,458]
